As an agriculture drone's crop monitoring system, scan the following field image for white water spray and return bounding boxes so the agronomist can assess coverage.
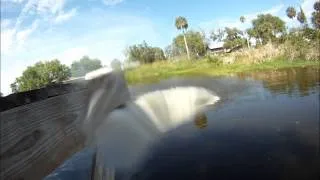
[89,86,220,173]
[81,69,220,176]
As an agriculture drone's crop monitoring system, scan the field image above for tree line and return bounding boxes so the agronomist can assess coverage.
[7,1,320,94]
[8,54,125,93]
[126,1,319,62]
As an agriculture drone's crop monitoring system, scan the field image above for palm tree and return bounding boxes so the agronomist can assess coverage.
[312,1,320,29]
[240,16,245,23]
[297,7,307,25]
[314,1,320,11]
[175,16,190,60]
[239,16,250,48]
[286,6,297,19]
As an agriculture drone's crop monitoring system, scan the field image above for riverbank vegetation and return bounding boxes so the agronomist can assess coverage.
[124,1,320,84]
[8,1,320,94]
[125,56,320,85]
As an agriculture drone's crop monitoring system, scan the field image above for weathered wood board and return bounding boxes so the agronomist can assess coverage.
[0,71,130,180]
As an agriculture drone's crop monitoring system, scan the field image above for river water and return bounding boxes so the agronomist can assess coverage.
[45,66,320,180]
[131,66,320,180]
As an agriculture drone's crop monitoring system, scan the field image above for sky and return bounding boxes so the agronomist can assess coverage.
[0,0,317,95]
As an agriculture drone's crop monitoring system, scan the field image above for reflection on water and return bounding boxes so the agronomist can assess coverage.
[238,67,320,97]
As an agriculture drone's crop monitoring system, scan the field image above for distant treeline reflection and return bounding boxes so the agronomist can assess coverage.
[238,67,320,96]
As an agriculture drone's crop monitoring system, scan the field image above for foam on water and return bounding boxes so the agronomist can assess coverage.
[90,86,220,174]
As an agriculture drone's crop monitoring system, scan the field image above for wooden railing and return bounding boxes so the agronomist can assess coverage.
[0,71,130,180]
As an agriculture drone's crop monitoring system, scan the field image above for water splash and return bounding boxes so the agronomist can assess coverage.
[91,86,220,175]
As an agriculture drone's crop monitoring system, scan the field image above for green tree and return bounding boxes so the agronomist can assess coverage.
[10,83,18,93]
[11,60,71,93]
[126,41,165,64]
[199,28,210,50]
[71,56,102,77]
[286,6,297,19]
[175,16,190,60]
[302,27,320,40]
[311,1,320,29]
[110,59,122,71]
[249,14,286,44]
[223,27,245,49]
[210,28,224,42]
[246,28,257,40]
[247,28,258,45]
[173,31,207,57]
[297,7,307,25]
[153,47,166,60]
[239,16,250,48]
[312,12,320,29]
[164,44,183,59]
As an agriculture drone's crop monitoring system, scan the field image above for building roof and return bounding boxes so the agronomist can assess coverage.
[208,42,224,49]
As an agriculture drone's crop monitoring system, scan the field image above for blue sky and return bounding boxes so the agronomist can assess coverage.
[0,0,317,95]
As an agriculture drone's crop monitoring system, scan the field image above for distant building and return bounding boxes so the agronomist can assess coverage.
[207,42,227,54]
[207,41,244,54]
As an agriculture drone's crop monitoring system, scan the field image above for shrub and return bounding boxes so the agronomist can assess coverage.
[205,55,222,65]
[228,43,282,64]
[282,31,320,61]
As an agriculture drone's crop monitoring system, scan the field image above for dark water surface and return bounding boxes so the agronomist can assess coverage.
[132,67,320,180]
[46,67,320,180]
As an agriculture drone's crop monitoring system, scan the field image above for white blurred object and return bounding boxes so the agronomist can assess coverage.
[80,68,130,146]
[80,67,220,178]
[85,66,113,80]
[90,86,220,175]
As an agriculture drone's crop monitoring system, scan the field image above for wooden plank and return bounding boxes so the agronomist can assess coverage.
[0,81,87,112]
[0,90,87,180]
[0,71,130,180]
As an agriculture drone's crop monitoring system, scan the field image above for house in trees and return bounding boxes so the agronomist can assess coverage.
[207,42,227,54]
[207,41,244,54]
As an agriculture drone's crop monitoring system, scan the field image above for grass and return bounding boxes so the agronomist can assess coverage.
[124,57,320,85]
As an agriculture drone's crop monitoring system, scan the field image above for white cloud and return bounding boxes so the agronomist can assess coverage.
[15,0,72,27]
[0,65,26,96]
[0,0,157,96]
[1,19,13,28]
[1,29,16,54]
[102,0,124,6]
[16,20,38,46]
[1,20,38,55]
[16,0,39,27]
[1,0,77,55]
[264,4,284,15]
[301,0,317,19]
[36,0,64,15]
[1,10,160,96]
[1,0,26,3]
[54,8,77,24]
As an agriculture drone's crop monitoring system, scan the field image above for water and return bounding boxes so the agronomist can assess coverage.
[131,67,320,180]
[45,67,320,180]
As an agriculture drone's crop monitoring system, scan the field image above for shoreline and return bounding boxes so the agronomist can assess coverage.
[124,59,320,85]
